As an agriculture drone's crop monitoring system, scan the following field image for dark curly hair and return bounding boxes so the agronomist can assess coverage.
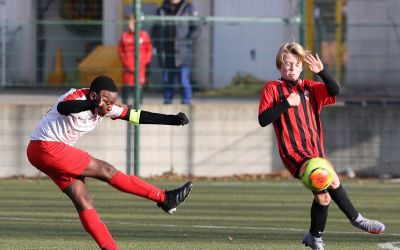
[89,76,118,94]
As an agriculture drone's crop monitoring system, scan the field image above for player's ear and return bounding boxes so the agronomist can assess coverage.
[89,91,97,101]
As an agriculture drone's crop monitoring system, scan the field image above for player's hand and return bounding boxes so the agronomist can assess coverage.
[176,112,189,126]
[305,54,324,73]
[287,92,300,107]
[97,97,106,108]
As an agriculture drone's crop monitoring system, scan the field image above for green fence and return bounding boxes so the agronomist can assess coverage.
[1,0,400,178]
[1,0,400,95]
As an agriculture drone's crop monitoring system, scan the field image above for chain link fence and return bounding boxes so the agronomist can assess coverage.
[0,0,398,96]
[1,0,400,178]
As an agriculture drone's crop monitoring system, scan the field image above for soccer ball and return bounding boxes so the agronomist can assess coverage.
[299,158,334,191]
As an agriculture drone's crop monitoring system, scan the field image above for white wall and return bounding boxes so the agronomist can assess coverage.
[212,0,300,87]
[346,0,400,87]
[0,0,36,85]
[2,101,400,178]
[103,0,121,45]
[0,102,276,178]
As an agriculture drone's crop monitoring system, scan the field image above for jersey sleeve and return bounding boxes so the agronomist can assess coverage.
[258,82,278,115]
[307,80,336,108]
[106,104,129,120]
[62,88,89,101]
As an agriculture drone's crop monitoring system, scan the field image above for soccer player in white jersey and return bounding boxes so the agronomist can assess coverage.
[27,75,192,250]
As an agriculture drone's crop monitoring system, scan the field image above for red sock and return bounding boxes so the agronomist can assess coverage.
[109,171,165,203]
[79,209,118,250]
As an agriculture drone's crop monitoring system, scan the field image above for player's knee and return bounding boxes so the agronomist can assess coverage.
[99,160,117,180]
[76,192,93,210]
[65,186,94,210]
[314,192,331,205]
[330,171,341,189]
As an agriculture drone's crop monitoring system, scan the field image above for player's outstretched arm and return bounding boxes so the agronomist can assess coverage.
[317,69,339,96]
[57,100,95,116]
[122,109,189,126]
[305,53,339,96]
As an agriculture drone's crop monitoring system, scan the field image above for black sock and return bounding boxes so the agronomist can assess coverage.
[328,184,358,220]
[310,200,329,238]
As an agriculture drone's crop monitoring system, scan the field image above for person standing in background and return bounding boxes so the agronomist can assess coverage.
[152,0,199,105]
[118,14,153,104]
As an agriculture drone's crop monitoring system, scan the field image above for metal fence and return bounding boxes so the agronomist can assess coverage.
[1,2,300,91]
[1,0,400,178]
[0,0,398,96]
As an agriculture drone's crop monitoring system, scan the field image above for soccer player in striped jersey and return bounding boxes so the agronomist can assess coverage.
[258,42,384,250]
[27,75,192,250]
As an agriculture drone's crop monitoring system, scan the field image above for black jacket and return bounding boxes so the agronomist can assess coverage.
[152,0,200,67]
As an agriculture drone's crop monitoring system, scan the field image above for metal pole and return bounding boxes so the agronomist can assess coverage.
[299,0,305,46]
[299,0,305,80]
[1,20,6,87]
[133,0,142,176]
[335,0,344,84]
[126,104,132,175]
[303,0,314,80]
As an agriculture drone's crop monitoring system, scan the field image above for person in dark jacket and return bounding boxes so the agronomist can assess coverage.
[152,0,199,104]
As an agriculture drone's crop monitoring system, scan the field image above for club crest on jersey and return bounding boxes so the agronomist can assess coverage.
[77,116,87,124]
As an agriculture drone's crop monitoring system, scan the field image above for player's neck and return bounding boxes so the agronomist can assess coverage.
[280,77,298,86]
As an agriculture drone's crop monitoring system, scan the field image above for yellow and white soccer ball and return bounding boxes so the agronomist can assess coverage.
[299,157,334,191]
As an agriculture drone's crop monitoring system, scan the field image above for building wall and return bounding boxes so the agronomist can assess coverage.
[212,0,300,87]
[3,0,400,89]
[103,0,121,46]
[346,0,400,88]
[0,0,35,85]
[1,101,399,178]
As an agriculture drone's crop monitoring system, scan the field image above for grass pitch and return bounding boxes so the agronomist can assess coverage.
[0,178,399,249]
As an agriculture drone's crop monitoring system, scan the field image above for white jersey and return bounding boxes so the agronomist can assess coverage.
[30,88,127,146]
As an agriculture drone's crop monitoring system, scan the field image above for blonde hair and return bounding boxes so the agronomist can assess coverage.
[275,42,310,69]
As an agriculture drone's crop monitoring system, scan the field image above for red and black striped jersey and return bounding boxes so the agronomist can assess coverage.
[258,79,336,177]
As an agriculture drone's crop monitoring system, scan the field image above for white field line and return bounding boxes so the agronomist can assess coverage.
[378,242,400,250]
[1,216,398,249]
[1,215,400,238]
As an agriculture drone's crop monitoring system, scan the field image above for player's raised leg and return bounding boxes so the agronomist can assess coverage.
[82,157,192,213]
[328,184,385,234]
[350,214,385,234]
[157,181,193,214]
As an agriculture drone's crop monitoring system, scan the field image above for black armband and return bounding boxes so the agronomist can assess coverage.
[121,109,189,126]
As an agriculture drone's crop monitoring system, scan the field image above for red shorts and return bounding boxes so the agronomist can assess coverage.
[27,140,91,191]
